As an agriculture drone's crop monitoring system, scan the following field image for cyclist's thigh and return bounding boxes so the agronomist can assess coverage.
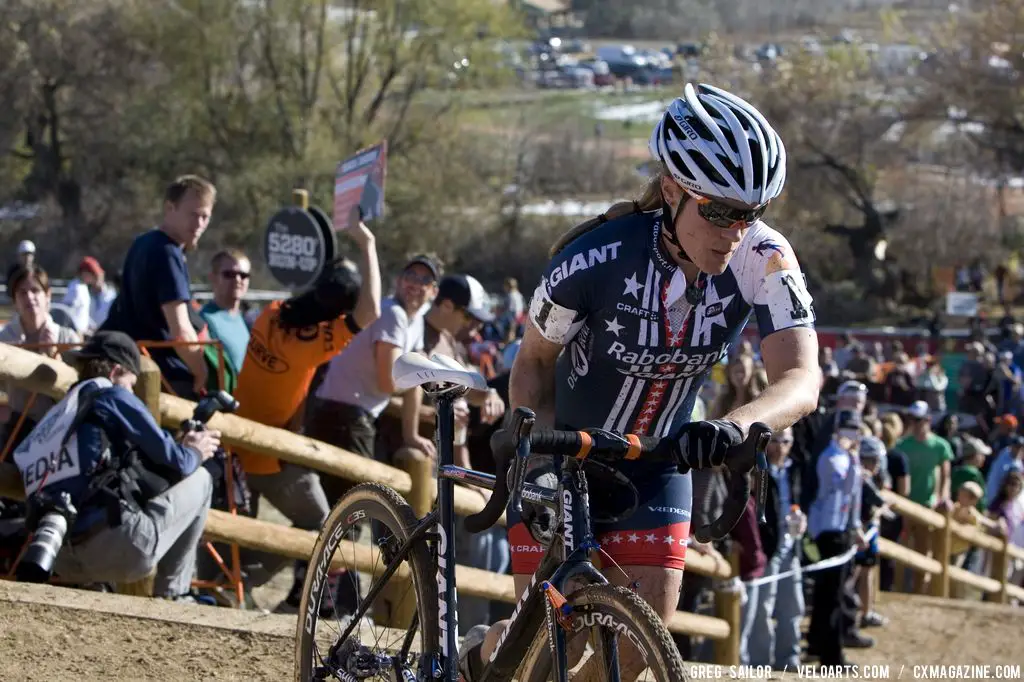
[506,456,557,580]
[594,463,691,618]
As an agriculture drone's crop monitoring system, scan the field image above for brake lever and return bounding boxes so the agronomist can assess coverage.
[510,410,535,515]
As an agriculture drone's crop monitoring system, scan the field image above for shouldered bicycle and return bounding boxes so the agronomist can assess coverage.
[294,352,770,682]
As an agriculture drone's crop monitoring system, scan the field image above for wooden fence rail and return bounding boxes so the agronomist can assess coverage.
[0,343,741,660]
[3,342,1022,667]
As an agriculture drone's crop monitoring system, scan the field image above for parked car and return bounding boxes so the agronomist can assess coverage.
[578,58,615,86]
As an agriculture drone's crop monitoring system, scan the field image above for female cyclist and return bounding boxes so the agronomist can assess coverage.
[462,83,822,681]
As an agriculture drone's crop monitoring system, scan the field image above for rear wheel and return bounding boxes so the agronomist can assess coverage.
[294,483,437,681]
[516,584,688,682]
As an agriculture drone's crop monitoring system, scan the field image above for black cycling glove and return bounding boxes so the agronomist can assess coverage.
[675,419,745,470]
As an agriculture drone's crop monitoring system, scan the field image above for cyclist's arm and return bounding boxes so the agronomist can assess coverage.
[730,225,819,434]
[725,327,819,434]
[509,323,561,429]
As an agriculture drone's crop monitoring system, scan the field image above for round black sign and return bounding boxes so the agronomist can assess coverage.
[307,205,337,265]
[264,207,327,289]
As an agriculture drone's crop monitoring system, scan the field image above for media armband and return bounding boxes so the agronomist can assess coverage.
[529,283,585,345]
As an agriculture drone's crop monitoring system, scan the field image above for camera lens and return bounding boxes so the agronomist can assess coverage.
[17,511,69,583]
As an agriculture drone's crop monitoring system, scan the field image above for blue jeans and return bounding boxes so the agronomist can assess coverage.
[744,539,804,668]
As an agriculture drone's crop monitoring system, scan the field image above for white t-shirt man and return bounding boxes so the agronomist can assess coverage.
[315,296,425,417]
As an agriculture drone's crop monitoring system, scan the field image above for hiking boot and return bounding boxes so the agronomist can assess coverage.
[458,624,490,682]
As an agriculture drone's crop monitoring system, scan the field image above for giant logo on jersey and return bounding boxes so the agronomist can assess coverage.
[546,241,622,289]
[606,342,727,380]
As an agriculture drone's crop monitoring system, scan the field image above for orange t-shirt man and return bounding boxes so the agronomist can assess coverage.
[233,300,361,475]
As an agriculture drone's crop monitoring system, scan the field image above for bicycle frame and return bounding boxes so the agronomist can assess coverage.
[428,390,618,682]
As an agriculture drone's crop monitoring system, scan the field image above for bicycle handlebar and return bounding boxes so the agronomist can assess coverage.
[465,407,773,542]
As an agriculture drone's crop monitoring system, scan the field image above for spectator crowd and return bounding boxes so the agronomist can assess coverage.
[0,175,1022,668]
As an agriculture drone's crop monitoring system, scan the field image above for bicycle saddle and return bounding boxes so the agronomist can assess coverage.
[392,352,488,392]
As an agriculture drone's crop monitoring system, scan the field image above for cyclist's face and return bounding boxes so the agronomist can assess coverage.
[660,178,750,274]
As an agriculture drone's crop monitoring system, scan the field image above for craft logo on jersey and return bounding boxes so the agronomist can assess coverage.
[547,241,622,289]
[616,301,659,321]
[567,323,593,389]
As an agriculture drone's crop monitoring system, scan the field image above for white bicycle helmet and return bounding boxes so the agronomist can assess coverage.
[649,83,786,206]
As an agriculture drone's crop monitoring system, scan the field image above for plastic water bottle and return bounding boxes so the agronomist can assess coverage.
[785,504,805,540]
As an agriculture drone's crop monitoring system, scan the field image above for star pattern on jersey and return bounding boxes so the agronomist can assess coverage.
[635,380,667,434]
[604,316,624,337]
[604,532,683,547]
[623,272,644,299]
[694,281,735,346]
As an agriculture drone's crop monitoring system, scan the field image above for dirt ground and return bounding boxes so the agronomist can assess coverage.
[1,579,1022,681]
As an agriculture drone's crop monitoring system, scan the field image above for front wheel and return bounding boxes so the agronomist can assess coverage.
[516,584,688,682]
[294,483,438,681]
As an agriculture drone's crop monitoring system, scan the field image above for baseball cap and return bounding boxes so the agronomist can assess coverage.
[17,240,35,255]
[837,380,868,396]
[66,331,142,376]
[438,274,494,322]
[995,414,1019,430]
[403,255,440,282]
[859,435,886,459]
[906,400,930,420]
[960,481,983,500]
[962,434,992,458]
[78,256,103,277]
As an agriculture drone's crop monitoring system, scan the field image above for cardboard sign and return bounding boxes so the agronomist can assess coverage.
[945,292,979,317]
[333,141,388,228]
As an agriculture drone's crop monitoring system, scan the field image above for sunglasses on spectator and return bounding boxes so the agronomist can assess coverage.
[403,271,436,286]
[685,189,768,228]
[221,270,250,280]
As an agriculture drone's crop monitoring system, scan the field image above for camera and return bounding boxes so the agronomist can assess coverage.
[181,390,249,514]
[17,491,78,584]
[182,390,240,433]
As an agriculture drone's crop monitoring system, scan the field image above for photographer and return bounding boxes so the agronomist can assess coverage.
[12,331,219,600]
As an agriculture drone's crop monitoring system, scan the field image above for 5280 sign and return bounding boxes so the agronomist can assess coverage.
[264,206,328,289]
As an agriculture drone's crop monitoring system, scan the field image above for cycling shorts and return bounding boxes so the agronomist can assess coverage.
[506,457,692,575]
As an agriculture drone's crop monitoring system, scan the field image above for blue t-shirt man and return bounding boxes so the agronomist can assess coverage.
[199,301,250,374]
[102,230,193,387]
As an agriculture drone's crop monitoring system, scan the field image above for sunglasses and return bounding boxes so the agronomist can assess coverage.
[403,271,436,286]
[686,189,767,228]
[221,270,250,280]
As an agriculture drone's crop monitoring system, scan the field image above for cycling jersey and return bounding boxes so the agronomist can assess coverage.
[530,208,815,436]
[509,208,816,574]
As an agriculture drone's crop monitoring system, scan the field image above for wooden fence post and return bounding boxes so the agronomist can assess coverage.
[713,546,742,667]
[988,536,1011,605]
[381,448,435,628]
[115,355,162,598]
[929,507,952,599]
